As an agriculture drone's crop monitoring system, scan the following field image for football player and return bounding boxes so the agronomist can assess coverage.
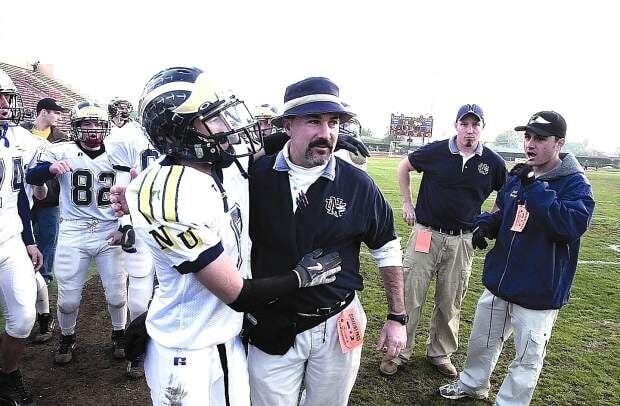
[334,107,368,171]
[253,103,280,137]
[0,69,40,406]
[106,97,158,379]
[0,70,53,346]
[125,66,342,405]
[26,101,128,365]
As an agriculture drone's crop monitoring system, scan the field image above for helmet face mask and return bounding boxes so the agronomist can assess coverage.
[139,66,263,165]
[108,98,133,128]
[0,70,24,125]
[70,101,110,148]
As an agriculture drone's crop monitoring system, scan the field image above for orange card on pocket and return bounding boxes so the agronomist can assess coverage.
[414,229,432,253]
[337,307,364,353]
[510,204,530,232]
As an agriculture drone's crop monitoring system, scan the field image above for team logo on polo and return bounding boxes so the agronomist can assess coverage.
[325,196,346,218]
[478,163,489,175]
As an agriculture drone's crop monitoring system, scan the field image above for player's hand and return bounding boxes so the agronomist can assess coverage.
[511,163,535,186]
[49,160,72,175]
[335,135,370,158]
[119,225,137,253]
[376,320,407,361]
[110,169,137,217]
[293,249,342,288]
[32,184,48,200]
[471,224,489,250]
[26,244,43,271]
[402,202,416,226]
[125,311,150,362]
[106,230,123,246]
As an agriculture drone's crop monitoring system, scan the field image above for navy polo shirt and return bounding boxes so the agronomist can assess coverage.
[249,154,397,312]
[409,137,507,231]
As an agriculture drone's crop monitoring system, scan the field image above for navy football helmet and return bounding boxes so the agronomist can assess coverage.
[138,66,262,164]
[108,97,133,128]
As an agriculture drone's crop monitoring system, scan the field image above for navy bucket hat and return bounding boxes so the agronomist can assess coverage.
[271,77,354,127]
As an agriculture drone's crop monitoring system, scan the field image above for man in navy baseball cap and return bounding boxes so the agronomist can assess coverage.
[456,103,484,125]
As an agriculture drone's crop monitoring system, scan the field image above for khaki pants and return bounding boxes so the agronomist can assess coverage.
[397,223,474,366]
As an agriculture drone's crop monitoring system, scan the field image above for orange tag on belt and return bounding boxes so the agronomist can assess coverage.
[337,308,364,353]
[414,229,432,253]
[510,204,530,232]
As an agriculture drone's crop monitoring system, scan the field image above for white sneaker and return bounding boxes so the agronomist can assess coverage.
[438,382,488,400]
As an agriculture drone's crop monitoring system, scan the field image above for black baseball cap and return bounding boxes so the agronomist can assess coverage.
[36,97,68,114]
[515,111,566,138]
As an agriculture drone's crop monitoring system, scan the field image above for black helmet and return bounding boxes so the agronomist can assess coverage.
[138,66,262,164]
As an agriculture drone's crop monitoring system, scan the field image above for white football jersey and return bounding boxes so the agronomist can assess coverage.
[105,121,160,175]
[5,126,48,207]
[0,142,25,244]
[38,142,117,221]
[127,159,244,349]
[222,145,251,279]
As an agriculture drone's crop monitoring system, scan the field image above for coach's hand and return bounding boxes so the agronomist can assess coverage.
[376,320,406,361]
[49,160,72,175]
[293,249,342,288]
[471,224,489,250]
[402,202,416,226]
[26,244,43,271]
[125,311,150,362]
[336,134,370,158]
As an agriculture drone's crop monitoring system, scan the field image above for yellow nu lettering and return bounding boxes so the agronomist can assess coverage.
[149,225,203,251]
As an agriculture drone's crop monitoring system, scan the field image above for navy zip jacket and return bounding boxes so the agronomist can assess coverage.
[249,153,397,313]
[476,153,595,310]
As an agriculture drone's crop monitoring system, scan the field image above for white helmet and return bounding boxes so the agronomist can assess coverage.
[0,69,24,125]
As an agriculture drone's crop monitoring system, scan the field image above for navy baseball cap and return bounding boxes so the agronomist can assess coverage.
[456,104,484,124]
[515,111,566,138]
[271,77,354,127]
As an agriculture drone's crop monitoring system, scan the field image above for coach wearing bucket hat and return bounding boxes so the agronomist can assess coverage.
[439,111,595,403]
[247,76,406,406]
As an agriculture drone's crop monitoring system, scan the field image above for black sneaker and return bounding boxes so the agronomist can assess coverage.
[34,313,55,343]
[54,333,76,365]
[126,354,144,380]
[0,369,35,406]
[111,329,126,360]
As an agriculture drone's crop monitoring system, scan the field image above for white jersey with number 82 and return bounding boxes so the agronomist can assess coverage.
[39,141,117,221]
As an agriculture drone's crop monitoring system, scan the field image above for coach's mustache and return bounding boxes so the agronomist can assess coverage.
[308,139,333,149]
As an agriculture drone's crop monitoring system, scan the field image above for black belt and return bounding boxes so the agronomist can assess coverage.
[296,293,355,318]
[418,221,471,236]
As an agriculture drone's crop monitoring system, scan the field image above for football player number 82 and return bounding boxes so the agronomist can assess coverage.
[71,169,116,207]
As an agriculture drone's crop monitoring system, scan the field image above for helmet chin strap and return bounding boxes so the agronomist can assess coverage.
[0,122,9,147]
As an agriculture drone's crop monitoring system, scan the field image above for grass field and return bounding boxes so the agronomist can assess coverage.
[350,156,620,405]
[2,156,618,405]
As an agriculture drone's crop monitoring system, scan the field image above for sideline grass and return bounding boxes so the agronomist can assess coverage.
[350,156,619,405]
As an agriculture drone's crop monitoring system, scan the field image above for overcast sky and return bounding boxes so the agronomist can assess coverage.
[2,1,618,151]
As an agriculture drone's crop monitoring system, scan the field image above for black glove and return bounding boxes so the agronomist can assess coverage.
[119,225,137,253]
[472,223,489,250]
[510,163,535,186]
[262,131,290,155]
[335,135,370,158]
[293,249,342,288]
[125,311,149,362]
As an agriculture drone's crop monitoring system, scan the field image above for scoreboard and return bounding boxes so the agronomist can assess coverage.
[389,114,433,140]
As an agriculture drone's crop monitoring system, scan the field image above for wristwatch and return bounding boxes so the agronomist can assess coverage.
[387,313,409,325]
